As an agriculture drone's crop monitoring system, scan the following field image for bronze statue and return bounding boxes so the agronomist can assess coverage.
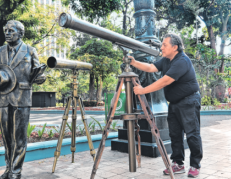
[0,20,46,179]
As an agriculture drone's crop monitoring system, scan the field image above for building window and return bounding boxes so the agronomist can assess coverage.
[51,49,55,56]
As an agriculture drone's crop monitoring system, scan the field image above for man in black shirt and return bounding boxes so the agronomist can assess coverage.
[129,33,202,178]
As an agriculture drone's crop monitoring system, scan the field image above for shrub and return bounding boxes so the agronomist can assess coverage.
[83,101,105,107]
[201,96,220,106]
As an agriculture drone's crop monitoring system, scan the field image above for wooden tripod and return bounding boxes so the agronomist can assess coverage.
[52,70,96,173]
[90,55,175,179]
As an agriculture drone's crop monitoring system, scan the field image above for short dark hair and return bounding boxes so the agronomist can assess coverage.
[164,33,184,52]
[4,20,25,38]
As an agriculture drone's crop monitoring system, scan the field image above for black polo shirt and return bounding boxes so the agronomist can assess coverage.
[154,51,199,104]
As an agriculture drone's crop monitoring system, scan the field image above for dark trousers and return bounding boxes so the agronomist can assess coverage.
[167,92,203,169]
[0,105,30,177]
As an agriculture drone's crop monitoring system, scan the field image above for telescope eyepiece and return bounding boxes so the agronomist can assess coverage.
[47,56,57,68]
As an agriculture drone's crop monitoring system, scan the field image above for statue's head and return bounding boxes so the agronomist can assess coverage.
[4,20,24,45]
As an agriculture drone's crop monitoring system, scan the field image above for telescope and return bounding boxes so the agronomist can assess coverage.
[58,13,160,57]
[47,56,93,70]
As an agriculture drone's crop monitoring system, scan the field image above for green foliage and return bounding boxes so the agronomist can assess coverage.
[191,43,224,98]
[79,126,85,135]
[88,121,94,129]
[90,116,103,131]
[71,39,123,79]
[83,101,104,107]
[103,75,119,92]
[56,103,63,107]
[66,123,72,131]
[48,130,54,138]
[38,123,47,138]
[201,96,212,106]
[33,69,72,99]
[201,95,220,106]
[27,122,36,138]
[52,126,59,133]
[91,123,96,133]
[111,121,118,131]
[63,0,121,22]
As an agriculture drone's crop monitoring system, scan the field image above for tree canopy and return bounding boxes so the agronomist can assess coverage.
[71,38,123,101]
[62,0,121,22]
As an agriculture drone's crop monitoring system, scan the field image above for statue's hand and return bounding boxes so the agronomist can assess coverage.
[33,74,46,85]
[0,71,9,89]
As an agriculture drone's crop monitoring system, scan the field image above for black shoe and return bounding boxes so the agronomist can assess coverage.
[8,173,21,179]
[0,171,9,179]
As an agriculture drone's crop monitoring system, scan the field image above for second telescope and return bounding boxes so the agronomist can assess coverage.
[47,56,93,70]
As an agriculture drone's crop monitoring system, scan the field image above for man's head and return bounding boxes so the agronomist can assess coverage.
[161,33,184,60]
[4,20,24,45]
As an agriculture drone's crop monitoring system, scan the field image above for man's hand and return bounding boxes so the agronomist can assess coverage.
[123,56,135,66]
[133,82,145,95]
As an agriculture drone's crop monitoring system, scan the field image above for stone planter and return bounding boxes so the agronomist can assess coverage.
[0,132,118,166]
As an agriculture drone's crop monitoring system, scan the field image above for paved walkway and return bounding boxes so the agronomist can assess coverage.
[1,115,231,179]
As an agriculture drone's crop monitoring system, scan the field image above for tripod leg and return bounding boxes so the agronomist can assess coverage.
[52,97,72,173]
[131,77,175,179]
[78,96,96,161]
[91,78,124,179]
[71,97,77,163]
[135,120,141,168]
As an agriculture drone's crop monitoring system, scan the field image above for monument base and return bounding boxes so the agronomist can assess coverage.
[111,138,188,158]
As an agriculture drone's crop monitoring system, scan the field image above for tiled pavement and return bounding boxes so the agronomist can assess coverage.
[1,116,231,179]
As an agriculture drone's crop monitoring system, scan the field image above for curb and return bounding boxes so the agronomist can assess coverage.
[0,132,118,167]
[30,110,231,115]
[200,110,231,115]
[30,110,105,115]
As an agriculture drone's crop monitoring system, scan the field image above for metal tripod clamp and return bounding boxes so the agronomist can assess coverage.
[121,113,141,121]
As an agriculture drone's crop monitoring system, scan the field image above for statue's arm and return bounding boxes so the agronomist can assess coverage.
[31,47,46,84]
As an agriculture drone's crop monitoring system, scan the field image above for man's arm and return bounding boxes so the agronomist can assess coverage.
[128,56,159,73]
[133,75,175,95]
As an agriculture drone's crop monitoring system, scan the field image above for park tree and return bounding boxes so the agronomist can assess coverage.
[7,1,75,98]
[62,0,121,22]
[63,0,134,36]
[70,39,123,102]
[155,0,231,101]
[156,0,231,71]
[0,0,29,46]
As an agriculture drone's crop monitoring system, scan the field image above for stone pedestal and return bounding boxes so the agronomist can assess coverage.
[111,113,188,157]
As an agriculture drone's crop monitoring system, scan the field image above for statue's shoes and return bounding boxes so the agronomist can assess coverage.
[0,171,9,179]
[8,173,21,179]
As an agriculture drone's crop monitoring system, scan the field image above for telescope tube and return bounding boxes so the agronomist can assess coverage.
[59,13,160,57]
[47,56,93,70]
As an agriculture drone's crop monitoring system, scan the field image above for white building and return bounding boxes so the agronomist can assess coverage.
[37,0,67,59]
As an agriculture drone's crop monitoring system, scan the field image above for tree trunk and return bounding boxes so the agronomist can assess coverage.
[96,77,99,102]
[122,10,127,35]
[0,20,6,46]
[97,76,103,103]
[214,79,226,102]
[206,70,211,97]
[219,14,229,73]
[89,73,95,101]
[207,25,216,54]
[215,15,230,102]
